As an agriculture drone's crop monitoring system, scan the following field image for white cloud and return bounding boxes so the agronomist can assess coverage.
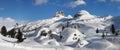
[68,0,86,8]
[111,0,120,2]
[98,0,106,2]
[0,17,15,28]
[34,0,48,6]
[0,17,29,28]
[4,17,15,23]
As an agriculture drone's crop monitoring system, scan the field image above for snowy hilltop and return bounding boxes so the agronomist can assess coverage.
[74,10,95,19]
[0,10,120,50]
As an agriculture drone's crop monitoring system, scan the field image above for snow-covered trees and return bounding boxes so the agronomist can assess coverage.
[8,29,15,38]
[48,30,54,39]
[0,25,26,42]
[102,32,105,38]
[1,26,7,36]
[16,29,24,42]
[61,28,85,42]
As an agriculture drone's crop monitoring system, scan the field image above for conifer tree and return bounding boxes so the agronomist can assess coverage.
[62,26,65,31]
[16,29,24,42]
[110,24,115,34]
[96,28,99,33]
[82,32,84,34]
[1,26,7,36]
[102,32,105,39]
[115,30,119,36]
[7,29,16,38]
[74,25,77,29]
[66,21,69,27]
[60,32,63,40]
[115,32,118,36]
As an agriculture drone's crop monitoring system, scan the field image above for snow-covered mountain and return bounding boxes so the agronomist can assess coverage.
[15,10,111,32]
[12,10,113,37]
[1,10,120,50]
[74,10,95,19]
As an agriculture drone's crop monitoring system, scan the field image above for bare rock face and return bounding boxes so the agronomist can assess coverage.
[54,11,64,18]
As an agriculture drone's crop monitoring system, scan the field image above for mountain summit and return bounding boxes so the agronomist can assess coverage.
[74,10,95,19]
[54,11,64,18]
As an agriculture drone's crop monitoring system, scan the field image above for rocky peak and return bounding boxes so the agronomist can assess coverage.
[54,11,64,18]
[74,10,95,19]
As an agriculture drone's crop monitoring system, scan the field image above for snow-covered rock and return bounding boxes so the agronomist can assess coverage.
[74,10,95,19]
[54,11,64,18]
[67,15,73,19]
[35,28,50,38]
[61,28,86,42]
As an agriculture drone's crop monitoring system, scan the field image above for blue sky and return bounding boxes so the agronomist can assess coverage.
[0,0,120,22]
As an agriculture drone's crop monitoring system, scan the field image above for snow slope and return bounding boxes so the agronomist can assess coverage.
[1,10,120,50]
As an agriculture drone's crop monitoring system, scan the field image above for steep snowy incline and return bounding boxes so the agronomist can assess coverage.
[20,16,66,32]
